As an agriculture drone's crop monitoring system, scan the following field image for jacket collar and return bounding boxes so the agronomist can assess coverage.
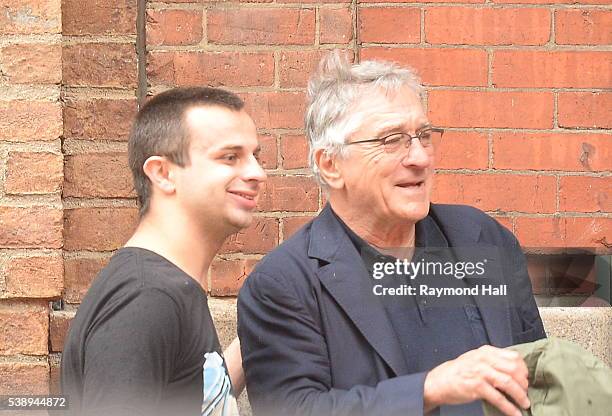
[308,204,512,375]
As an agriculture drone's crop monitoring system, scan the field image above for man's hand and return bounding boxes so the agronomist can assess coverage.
[223,337,245,396]
[423,345,530,416]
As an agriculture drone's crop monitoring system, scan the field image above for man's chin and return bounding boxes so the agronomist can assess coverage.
[394,202,430,223]
[228,211,254,231]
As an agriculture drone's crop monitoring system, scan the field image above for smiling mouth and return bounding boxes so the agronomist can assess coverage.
[397,181,425,188]
[228,191,256,200]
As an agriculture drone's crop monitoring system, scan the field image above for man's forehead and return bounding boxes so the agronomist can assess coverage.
[185,106,257,148]
[351,87,424,117]
[349,96,428,137]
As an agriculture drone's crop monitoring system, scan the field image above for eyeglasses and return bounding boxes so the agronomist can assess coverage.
[345,126,444,154]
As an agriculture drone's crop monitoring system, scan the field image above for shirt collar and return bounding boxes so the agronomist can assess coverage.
[329,207,450,271]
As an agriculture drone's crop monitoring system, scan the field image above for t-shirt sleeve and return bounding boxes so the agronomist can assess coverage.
[80,288,181,416]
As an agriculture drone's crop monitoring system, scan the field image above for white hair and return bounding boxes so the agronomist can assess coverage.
[305,51,424,187]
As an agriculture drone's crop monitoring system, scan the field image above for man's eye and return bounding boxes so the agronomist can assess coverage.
[419,131,432,140]
[222,154,238,162]
[382,133,404,145]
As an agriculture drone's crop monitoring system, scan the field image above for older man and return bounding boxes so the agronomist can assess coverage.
[238,53,545,416]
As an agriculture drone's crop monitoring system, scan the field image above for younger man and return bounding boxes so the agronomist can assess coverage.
[61,87,266,416]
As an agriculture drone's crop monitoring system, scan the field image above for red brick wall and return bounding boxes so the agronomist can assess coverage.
[0,0,610,397]
[0,0,63,394]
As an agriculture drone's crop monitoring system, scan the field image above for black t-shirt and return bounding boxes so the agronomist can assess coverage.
[61,247,233,416]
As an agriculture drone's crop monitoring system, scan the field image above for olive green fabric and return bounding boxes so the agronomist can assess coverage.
[482,337,612,416]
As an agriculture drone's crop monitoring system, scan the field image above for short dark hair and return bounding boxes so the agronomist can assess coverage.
[128,87,244,216]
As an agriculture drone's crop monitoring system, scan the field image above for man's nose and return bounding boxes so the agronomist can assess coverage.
[400,139,433,168]
[244,156,267,183]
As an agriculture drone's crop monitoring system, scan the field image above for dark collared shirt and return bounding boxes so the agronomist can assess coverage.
[332,208,489,416]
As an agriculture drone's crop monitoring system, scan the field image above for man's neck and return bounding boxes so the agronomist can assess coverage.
[124,213,228,290]
[329,200,416,250]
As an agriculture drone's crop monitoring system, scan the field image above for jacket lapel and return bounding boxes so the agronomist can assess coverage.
[429,206,513,347]
[308,206,409,376]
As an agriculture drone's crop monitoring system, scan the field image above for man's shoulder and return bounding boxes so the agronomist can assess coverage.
[430,203,515,244]
[430,203,498,225]
[240,220,317,297]
[79,248,206,319]
[256,220,314,268]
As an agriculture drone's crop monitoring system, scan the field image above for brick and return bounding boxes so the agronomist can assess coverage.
[5,152,63,195]
[63,98,137,141]
[282,216,313,240]
[556,10,612,45]
[283,0,350,3]
[564,217,612,250]
[0,207,62,249]
[361,48,487,87]
[63,0,136,35]
[64,208,139,251]
[0,43,61,84]
[432,173,556,213]
[279,50,353,88]
[428,90,553,128]
[359,7,420,44]
[515,217,612,250]
[493,0,608,5]
[64,256,109,303]
[62,43,137,88]
[49,357,61,394]
[425,7,550,46]
[361,0,483,3]
[0,362,49,395]
[210,258,259,296]
[279,50,323,88]
[220,217,279,254]
[48,361,60,395]
[241,91,306,130]
[280,135,310,169]
[258,176,319,212]
[50,311,74,352]
[433,131,488,170]
[493,50,612,88]
[320,7,353,44]
[514,217,565,249]
[148,51,274,87]
[0,100,62,142]
[558,92,611,129]
[5,255,63,298]
[0,0,60,34]
[208,8,315,45]
[64,153,135,198]
[492,133,611,172]
[258,135,277,169]
[560,177,611,213]
[0,301,48,355]
[147,9,202,46]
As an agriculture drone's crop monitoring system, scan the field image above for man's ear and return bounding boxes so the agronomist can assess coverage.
[313,148,344,190]
[142,156,176,195]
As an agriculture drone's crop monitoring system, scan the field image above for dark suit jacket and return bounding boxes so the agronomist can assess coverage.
[238,204,546,416]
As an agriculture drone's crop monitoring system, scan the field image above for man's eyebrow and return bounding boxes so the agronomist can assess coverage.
[375,122,407,136]
[415,122,432,133]
[217,145,244,151]
[214,144,261,154]
[376,121,430,136]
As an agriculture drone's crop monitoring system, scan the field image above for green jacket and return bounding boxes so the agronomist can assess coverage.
[483,337,612,416]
